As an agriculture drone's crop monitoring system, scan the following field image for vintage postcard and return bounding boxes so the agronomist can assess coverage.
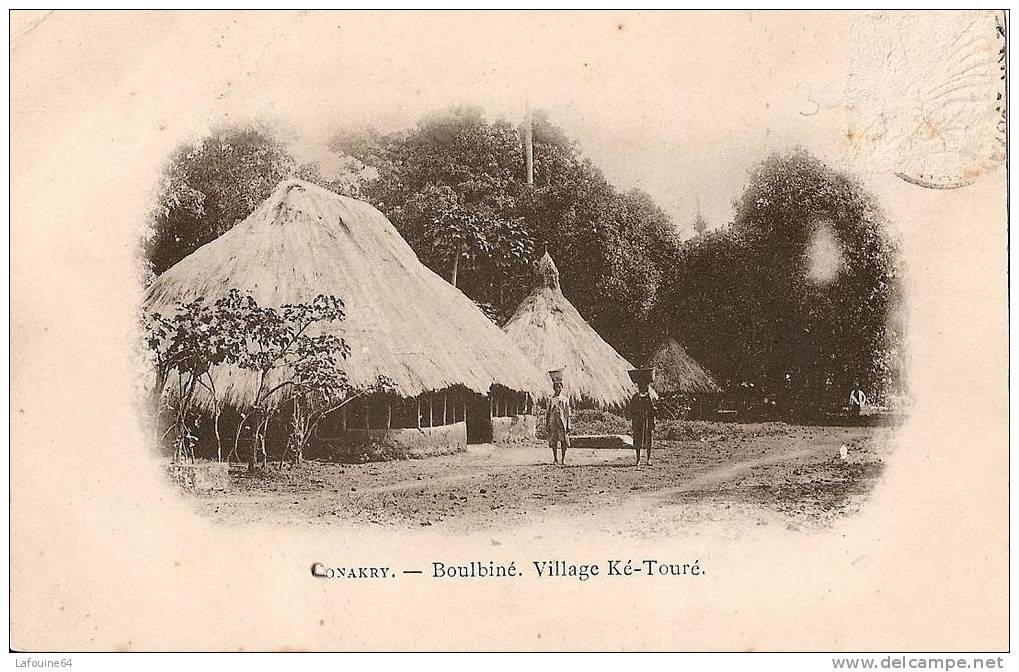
[9,9,1009,653]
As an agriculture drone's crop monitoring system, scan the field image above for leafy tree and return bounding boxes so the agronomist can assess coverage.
[656,230,754,384]
[337,107,683,354]
[514,115,682,360]
[224,294,396,470]
[659,149,901,406]
[692,210,708,235]
[146,109,683,366]
[143,292,249,462]
[416,185,490,288]
[143,124,324,276]
[337,107,532,310]
[144,291,394,469]
[225,294,349,471]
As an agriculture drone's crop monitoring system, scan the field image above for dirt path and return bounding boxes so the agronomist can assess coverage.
[190,420,893,535]
[647,443,818,499]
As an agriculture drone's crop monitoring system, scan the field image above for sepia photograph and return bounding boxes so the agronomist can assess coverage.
[9,8,1010,658]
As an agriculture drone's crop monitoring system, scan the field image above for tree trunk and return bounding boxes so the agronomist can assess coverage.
[260,416,269,469]
[248,423,258,474]
[231,411,249,464]
[451,245,461,288]
[289,401,304,469]
[213,407,223,462]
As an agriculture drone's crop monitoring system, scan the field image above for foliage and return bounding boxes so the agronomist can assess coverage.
[146,111,683,362]
[337,107,681,358]
[143,118,902,415]
[658,149,901,404]
[223,293,352,470]
[336,107,535,309]
[354,440,413,464]
[692,210,708,235]
[143,292,250,462]
[534,408,639,440]
[472,299,501,324]
[143,291,385,469]
[142,123,330,277]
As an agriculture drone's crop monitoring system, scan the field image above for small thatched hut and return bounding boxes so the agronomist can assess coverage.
[502,252,635,409]
[645,338,722,417]
[646,338,721,396]
[143,179,546,456]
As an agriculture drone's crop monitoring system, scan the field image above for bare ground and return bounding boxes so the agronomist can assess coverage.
[189,419,894,536]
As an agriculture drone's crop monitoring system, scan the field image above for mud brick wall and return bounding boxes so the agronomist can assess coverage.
[312,421,467,461]
[491,414,537,444]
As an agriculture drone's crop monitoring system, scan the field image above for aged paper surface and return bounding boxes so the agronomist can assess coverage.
[10,10,1008,651]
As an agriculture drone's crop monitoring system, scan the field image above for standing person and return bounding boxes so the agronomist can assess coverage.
[849,383,867,420]
[628,369,657,467]
[546,370,571,465]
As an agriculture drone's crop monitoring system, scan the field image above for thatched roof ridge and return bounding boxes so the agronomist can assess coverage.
[646,338,722,395]
[536,250,561,291]
[502,252,636,409]
[143,179,547,411]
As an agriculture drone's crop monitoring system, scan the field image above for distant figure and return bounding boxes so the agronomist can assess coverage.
[849,383,867,418]
[546,371,571,465]
[738,380,756,414]
[782,372,795,416]
[628,369,657,467]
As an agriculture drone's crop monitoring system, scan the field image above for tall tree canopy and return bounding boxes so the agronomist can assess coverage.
[143,112,683,364]
[659,149,901,402]
[143,116,902,406]
[338,107,682,360]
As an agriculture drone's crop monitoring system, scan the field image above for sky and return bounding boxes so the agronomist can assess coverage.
[271,10,856,235]
[12,10,862,237]
[12,9,1003,240]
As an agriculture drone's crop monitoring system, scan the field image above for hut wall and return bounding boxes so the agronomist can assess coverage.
[485,387,537,444]
[188,386,533,461]
[491,414,537,444]
[309,421,467,461]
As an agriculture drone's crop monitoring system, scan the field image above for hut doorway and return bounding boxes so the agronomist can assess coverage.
[466,396,493,444]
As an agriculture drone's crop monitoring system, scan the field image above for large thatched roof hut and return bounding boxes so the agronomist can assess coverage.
[502,252,636,409]
[144,179,545,453]
[645,338,721,396]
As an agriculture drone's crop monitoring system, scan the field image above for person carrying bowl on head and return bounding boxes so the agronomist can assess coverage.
[629,368,657,467]
[546,369,571,465]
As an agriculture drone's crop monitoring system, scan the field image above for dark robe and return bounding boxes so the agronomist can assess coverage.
[630,392,656,449]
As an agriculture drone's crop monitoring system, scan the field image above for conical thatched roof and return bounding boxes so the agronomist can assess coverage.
[143,179,547,411]
[646,338,721,396]
[502,252,635,409]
